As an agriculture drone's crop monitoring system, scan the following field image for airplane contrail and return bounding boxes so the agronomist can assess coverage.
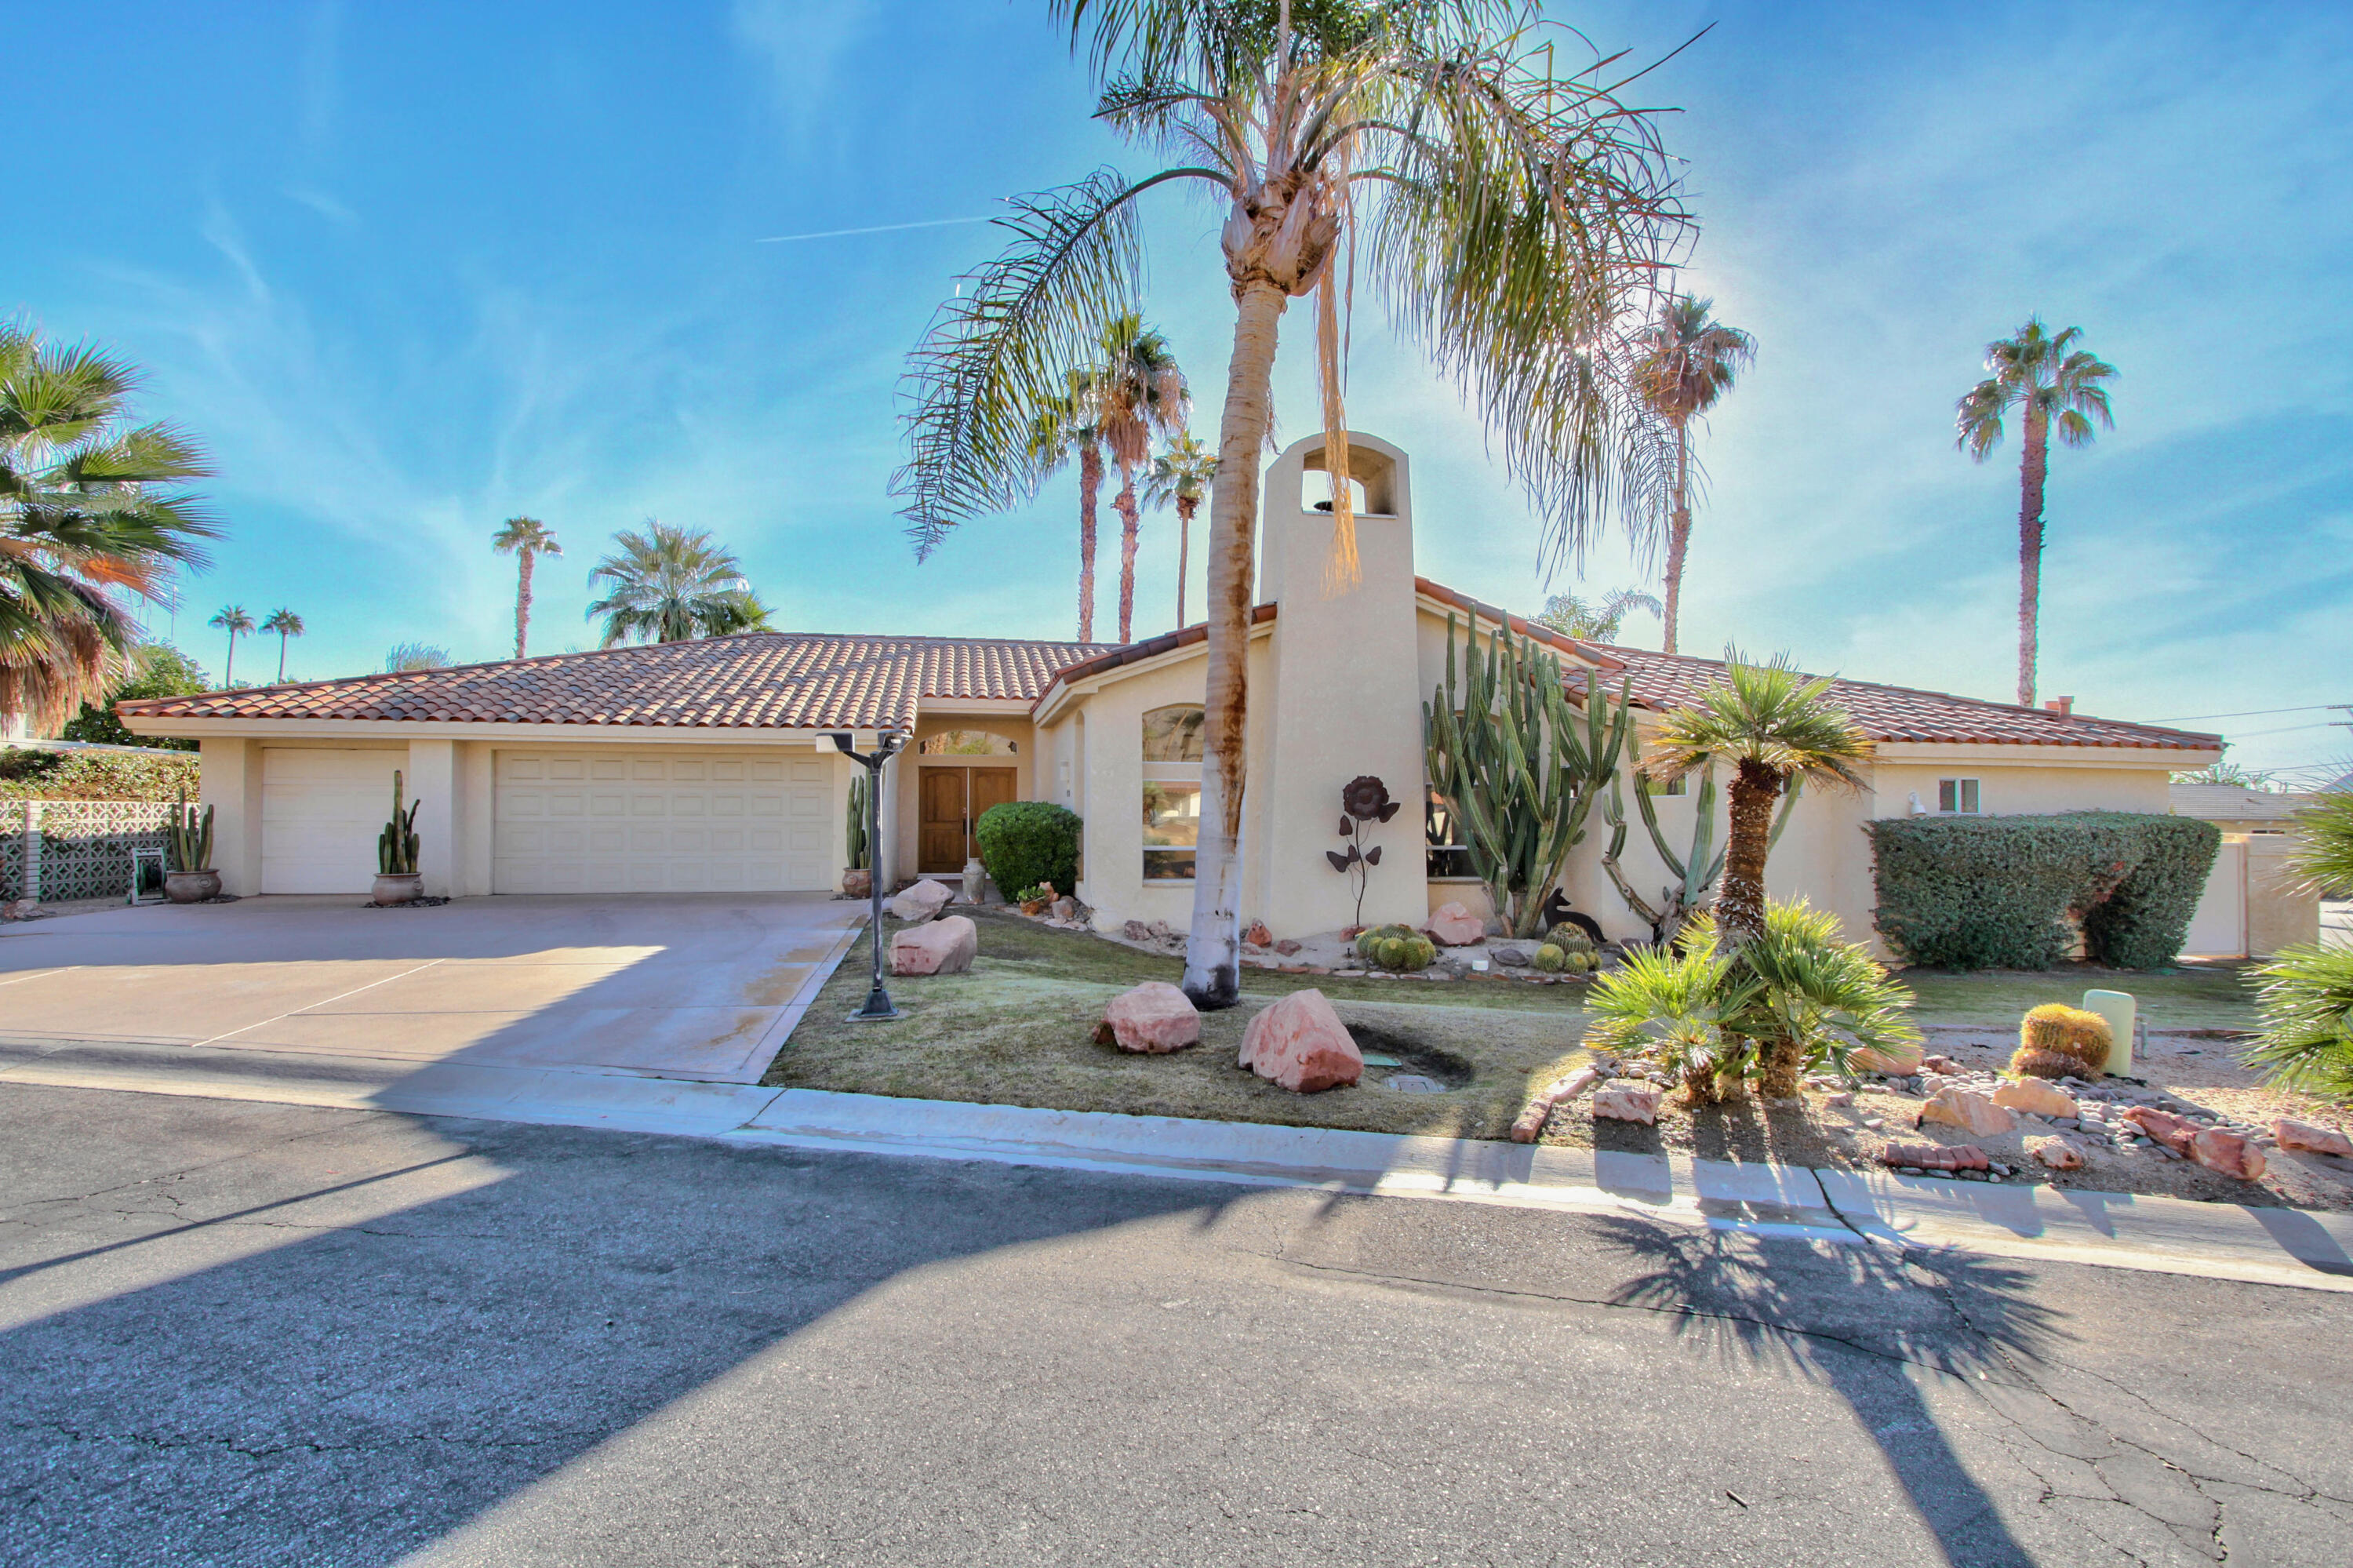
[754,214,1001,244]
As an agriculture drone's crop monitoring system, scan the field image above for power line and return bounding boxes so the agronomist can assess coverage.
[754,213,1000,245]
[2149,702,2349,722]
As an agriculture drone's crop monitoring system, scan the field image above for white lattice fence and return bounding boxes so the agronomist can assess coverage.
[5,801,177,903]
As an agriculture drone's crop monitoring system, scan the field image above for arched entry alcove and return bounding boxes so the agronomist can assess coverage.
[905,722,1029,875]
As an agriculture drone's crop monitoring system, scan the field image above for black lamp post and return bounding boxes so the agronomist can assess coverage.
[832,729,907,1022]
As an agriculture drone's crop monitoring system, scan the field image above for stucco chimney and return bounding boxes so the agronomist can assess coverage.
[2043,696,2074,716]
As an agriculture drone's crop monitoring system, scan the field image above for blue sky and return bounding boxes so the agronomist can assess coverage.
[12,2,2351,777]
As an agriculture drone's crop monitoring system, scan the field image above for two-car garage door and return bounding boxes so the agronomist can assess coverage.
[493,751,832,893]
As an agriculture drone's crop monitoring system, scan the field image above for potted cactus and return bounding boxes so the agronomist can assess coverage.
[373,770,424,905]
[162,791,220,903]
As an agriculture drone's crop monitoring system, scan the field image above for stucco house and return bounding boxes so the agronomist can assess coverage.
[122,431,2223,957]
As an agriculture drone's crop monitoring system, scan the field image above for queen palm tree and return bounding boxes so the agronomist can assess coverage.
[1630,294,1753,654]
[584,522,759,646]
[1640,652,1867,948]
[1,321,218,725]
[1955,318,2116,709]
[1093,313,1189,642]
[208,605,254,686]
[896,2,1686,1006]
[261,607,304,682]
[1027,371,1111,641]
[491,515,562,659]
[1144,431,1217,628]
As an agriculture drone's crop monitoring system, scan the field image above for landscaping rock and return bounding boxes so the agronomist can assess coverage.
[2028,1136,2084,1171]
[1878,1141,1990,1173]
[1093,981,1199,1053]
[1049,896,1078,923]
[1274,939,1303,956]
[1490,944,1532,968]
[1921,1053,1962,1075]
[1509,1064,1601,1143]
[1917,1087,2018,1139]
[1238,989,1362,1093]
[889,915,976,976]
[1122,919,1153,941]
[2191,1128,2267,1181]
[1991,1079,2079,1119]
[1424,901,1486,947]
[1591,1084,1660,1124]
[1851,1040,1922,1075]
[2122,1106,2201,1155]
[2273,1119,2353,1158]
[0,898,42,922]
[887,879,955,923]
[1244,920,1274,948]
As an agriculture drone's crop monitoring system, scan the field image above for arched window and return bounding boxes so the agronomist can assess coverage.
[1141,705,1205,762]
[918,729,1018,755]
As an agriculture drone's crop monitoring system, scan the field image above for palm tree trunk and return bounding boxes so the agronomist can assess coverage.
[1660,424,1691,655]
[1114,462,1141,643]
[2017,406,2047,708]
[1184,278,1287,1010]
[1719,759,1780,944]
[1175,495,1195,628]
[276,635,288,682]
[223,632,235,687]
[516,549,536,660]
[1077,444,1103,642]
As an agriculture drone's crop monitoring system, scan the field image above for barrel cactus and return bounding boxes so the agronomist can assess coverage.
[2009,1003,2112,1078]
[1356,923,1435,972]
[1532,943,1566,973]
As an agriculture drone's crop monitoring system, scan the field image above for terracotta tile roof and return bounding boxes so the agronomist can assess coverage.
[120,631,1115,732]
[1568,645,2222,752]
[1031,604,1280,711]
[1411,577,1625,671]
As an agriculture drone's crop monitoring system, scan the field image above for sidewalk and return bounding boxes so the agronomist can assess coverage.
[4,1034,2348,1293]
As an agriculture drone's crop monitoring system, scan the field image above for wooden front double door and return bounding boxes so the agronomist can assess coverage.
[918,766,1018,874]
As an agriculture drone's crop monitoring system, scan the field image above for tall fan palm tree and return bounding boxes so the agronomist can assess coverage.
[1144,431,1217,628]
[491,515,562,659]
[1093,313,1190,642]
[584,522,758,646]
[896,2,1686,1006]
[261,608,304,682]
[1027,372,1111,641]
[1,321,218,725]
[1956,318,2115,708]
[1629,293,1752,654]
[208,605,254,686]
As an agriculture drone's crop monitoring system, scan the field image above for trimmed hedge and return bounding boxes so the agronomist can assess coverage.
[1866,811,2220,971]
[973,801,1082,901]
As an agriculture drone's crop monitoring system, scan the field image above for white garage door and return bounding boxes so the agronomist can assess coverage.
[493,751,832,894]
[262,748,404,893]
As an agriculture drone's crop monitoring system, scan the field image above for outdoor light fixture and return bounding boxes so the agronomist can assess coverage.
[835,729,908,1021]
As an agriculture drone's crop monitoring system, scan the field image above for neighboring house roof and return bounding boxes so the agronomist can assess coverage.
[1567,644,2222,752]
[120,631,1115,732]
[2169,783,2309,823]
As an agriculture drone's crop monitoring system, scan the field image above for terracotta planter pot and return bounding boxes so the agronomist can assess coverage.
[163,869,220,904]
[842,868,872,899]
[1020,899,1050,917]
[371,872,423,906]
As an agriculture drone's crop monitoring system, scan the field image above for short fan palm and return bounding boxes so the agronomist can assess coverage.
[584,522,759,646]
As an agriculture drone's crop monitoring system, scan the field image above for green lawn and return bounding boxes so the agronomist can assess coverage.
[1893,960,2264,1033]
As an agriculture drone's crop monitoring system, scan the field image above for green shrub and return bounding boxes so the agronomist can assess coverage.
[973,801,1081,901]
[0,748,200,802]
[1865,812,2219,971]
[60,643,207,751]
[2246,945,2353,1103]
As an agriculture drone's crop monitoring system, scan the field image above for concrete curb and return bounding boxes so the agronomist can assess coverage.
[6,1040,2349,1293]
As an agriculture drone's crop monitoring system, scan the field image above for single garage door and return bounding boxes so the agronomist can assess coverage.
[493,751,832,894]
[262,748,404,893]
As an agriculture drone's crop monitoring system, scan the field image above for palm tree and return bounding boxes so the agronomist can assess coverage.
[1536,586,1661,643]
[384,642,451,672]
[1027,372,1111,641]
[1641,653,1868,947]
[261,608,304,682]
[208,605,254,686]
[584,522,759,646]
[1144,431,1217,628]
[1,320,218,725]
[1093,314,1189,643]
[491,515,562,659]
[1955,318,2116,708]
[895,3,1686,1007]
[1630,294,1754,655]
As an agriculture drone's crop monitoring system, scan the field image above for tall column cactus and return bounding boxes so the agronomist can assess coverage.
[165,791,214,873]
[846,773,871,871]
[1424,615,1630,938]
[378,770,421,875]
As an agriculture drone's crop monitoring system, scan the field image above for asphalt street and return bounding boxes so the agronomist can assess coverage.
[2,1082,2348,1566]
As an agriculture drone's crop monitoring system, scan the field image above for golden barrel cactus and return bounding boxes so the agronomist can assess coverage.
[2009,1003,2113,1079]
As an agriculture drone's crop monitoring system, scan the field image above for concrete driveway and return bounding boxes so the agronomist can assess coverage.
[0,894,864,1083]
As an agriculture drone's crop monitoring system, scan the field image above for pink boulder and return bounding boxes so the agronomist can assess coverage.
[889,915,976,976]
[1918,1087,2018,1139]
[2122,1106,2200,1155]
[2191,1128,2267,1181]
[1591,1085,1661,1124]
[1238,989,1362,1093]
[886,878,955,923]
[1424,901,1487,948]
[2027,1136,2085,1172]
[1094,981,1200,1054]
[1852,1040,1924,1075]
[1878,1141,1991,1173]
[2273,1119,2353,1159]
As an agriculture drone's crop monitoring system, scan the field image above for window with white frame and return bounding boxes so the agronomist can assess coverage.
[1937,777,1982,814]
[1142,704,1204,880]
